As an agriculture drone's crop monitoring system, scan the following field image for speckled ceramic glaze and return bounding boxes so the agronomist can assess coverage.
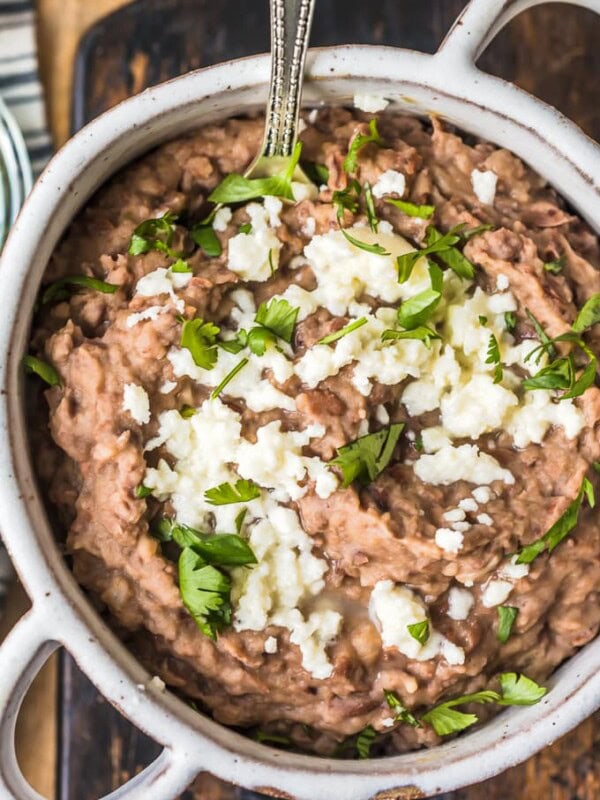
[1,1,600,798]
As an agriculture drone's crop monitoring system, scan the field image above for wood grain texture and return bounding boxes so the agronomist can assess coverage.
[32,1,600,799]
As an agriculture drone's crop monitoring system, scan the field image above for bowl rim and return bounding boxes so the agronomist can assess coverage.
[1,42,600,800]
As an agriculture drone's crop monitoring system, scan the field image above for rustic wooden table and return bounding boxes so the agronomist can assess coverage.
[15,0,600,797]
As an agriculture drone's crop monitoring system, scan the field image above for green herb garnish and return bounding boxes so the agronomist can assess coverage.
[171,259,192,273]
[364,182,378,232]
[255,297,299,344]
[396,224,474,284]
[179,405,196,419]
[543,256,565,274]
[497,606,518,643]
[301,161,329,186]
[504,311,517,331]
[383,690,420,727]
[134,484,153,499]
[42,275,119,304]
[208,142,303,204]
[317,317,367,345]
[355,725,377,759]
[386,198,435,219]
[381,326,440,348]
[210,357,249,399]
[204,478,261,505]
[129,211,179,258]
[486,333,503,383]
[239,223,252,234]
[572,292,600,333]
[397,289,441,330]
[23,355,61,386]
[190,224,222,257]
[343,119,381,174]
[407,619,430,645]
[329,423,404,488]
[180,318,220,370]
[421,673,546,736]
[254,730,291,747]
[516,475,595,564]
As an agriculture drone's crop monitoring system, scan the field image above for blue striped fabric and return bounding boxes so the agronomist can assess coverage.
[0,0,52,610]
[0,0,52,176]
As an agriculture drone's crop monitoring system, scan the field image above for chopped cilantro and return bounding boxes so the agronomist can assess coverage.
[190,224,222,257]
[129,211,179,258]
[204,478,261,505]
[180,318,220,370]
[23,355,61,387]
[210,357,249,400]
[208,142,303,204]
[383,689,420,727]
[317,317,367,345]
[386,198,435,219]
[407,619,430,645]
[329,423,405,488]
[343,119,381,174]
[42,275,119,304]
[497,606,518,643]
[486,333,503,383]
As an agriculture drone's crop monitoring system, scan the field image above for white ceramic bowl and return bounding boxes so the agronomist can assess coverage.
[1,1,600,798]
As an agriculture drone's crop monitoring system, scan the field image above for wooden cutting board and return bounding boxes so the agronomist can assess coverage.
[56,1,600,798]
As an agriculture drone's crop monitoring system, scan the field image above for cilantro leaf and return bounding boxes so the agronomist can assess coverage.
[42,275,119,304]
[381,326,440,348]
[190,224,222,257]
[525,309,556,360]
[301,160,329,185]
[134,484,153,498]
[572,293,600,333]
[421,705,480,736]
[255,298,299,344]
[179,404,196,419]
[333,179,361,217]
[543,255,565,274]
[343,119,381,174]
[497,606,518,643]
[516,475,595,564]
[317,317,367,345]
[208,142,302,204]
[504,311,517,331]
[397,289,441,330]
[421,673,546,736]
[497,673,547,705]
[157,519,256,566]
[239,223,252,234]
[407,619,429,645]
[479,315,488,326]
[364,182,379,232]
[340,227,391,256]
[204,478,261,505]
[180,318,220,370]
[254,730,292,747]
[486,333,503,383]
[129,212,179,257]
[329,423,405,488]
[355,725,377,759]
[426,225,475,279]
[383,689,420,727]
[171,259,192,273]
[246,327,276,357]
[23,355,61,386]
[522,355,574,392]
[386,198,435,219]
[235,508,247,535]
[211,357,249,399]
[178,548,232,639]
[461,223,493,240]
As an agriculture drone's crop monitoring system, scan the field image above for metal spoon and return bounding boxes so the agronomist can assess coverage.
[245,0,316,185]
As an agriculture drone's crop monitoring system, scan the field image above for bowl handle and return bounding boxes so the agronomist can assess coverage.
[0,609,194,800]
[438,0,600,65]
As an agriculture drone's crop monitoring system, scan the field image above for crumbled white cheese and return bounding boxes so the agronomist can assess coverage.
[421,427,452,453]
[308,108,318,124]
[381,717,395,729]
[263,196,283,228]
[212,207,232,232]
[477,513,493,527]
[302,216,316,238]
[227,202,282,281]
[471,168,498,205]
[447,587,474,621]
[372,169,406,199]
[440,374,519,440]
[496,273,510,291]
[435,527,464,553]
[443,508,466,523]
[369,580,464,665]
[505,390,584,448]
[159,380,177,394]
[292,182,318,203]
[499,555,530,581]
[353,93,389,113]
[144,399,340,678]
[264,636,278,654]
[375,404,390,425]
[122,383,150,424]
[278,227,429,320]
[414,444,515,486]
[126,305,165,328]
[134,267,191,312]
[472,486,492,504]
[451,521,471,533]
[149,675,166,692]
[481,579,513,608]
[458,497,479,513]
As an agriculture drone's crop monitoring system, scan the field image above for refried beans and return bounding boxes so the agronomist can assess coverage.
[27,106,600,757]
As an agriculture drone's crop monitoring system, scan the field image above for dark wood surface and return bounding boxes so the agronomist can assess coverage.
[62,2,600,798]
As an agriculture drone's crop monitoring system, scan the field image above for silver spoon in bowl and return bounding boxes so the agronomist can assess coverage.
[245,0,317,188]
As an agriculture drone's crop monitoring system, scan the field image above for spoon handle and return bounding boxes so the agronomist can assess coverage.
[262,0,316,159]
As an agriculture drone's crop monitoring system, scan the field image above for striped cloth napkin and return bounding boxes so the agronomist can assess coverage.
[0,0,52,175]
[0,0,53,611]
